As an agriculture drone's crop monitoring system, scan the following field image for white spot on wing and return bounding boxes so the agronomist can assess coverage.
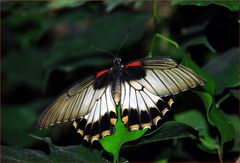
[121,82,130,111]
[130,87,137,109]
[129,80,143,90]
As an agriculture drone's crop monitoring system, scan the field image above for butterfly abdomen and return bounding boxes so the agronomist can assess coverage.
[112,77,121,104]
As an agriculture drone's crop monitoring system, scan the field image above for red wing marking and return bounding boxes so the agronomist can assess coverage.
[126,61,143,67]
[96,69,109,77]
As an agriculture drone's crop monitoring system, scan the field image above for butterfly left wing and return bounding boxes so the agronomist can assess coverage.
[38,73,118,143]
[120,57,206,130]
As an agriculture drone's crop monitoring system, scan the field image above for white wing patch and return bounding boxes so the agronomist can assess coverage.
[141,58,206,97]
[75,84,118,142]
[121,81,174,131]
[38,77,105,128]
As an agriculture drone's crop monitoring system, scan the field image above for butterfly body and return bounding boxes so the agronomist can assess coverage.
[38,57,206,143]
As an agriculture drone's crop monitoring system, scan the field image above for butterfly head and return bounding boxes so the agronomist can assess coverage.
[111,57,123,76]
[113,57,122,66]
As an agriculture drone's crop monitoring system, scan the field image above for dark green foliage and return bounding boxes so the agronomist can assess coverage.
[1,135,107,162]
[1,1,239,162]
[204,48,240,95]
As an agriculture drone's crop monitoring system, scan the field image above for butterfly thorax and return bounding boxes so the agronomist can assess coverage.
[111,57,123,104]
[111,57,123,77]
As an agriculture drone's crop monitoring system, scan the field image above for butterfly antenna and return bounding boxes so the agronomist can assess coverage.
[116,28,130,57]
[89,44,117,58]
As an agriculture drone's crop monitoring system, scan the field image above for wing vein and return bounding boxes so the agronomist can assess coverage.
[179,66,199,84]
[169,69,191,89]
[152,70,172,95]
[162,70,181,93]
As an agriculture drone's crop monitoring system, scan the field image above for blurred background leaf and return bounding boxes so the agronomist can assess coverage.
[1,135,107,162]
[203,48,240,95]
[47,0,87,9]
[171,0,240,12]
[2,51,45,90]
[1,99,50,147]
[44,12,149,66]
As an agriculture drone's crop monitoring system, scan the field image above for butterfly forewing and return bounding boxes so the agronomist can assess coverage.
[142,58,205,96]
[37,76,94,128]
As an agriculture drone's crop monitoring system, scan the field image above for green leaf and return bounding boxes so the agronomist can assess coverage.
[1,100,50,147]
[175,109,217,151]
[1,135,107,162]
[182,35,216,53]
[172,0,240,12]
[99,105,147,163]
[130,121,199,146]
[175,21,216,53]
[1,146,50,162]
[208,105,235,153]
[104,0,132,12]
[196,92,235,153]
[204,48,240,95]
[103,0,144,12]
[2,107,35,146]
[224,114,240,152]
[47,0,86,9]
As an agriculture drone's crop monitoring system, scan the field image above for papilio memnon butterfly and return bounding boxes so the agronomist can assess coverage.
[37,56,206,143]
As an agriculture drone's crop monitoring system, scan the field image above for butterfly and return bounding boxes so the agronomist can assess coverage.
[37,56,206,143]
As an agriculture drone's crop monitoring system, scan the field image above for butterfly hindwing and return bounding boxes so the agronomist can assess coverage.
[120,72,174,131]
[73,83,117,142]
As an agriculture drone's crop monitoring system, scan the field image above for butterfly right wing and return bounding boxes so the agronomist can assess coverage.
[37,74,117,143]
[120,57,206,130]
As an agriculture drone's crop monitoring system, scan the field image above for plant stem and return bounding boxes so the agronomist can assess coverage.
[153,0,158,31]
[148,35,155,57]
[155,33,179,49]
[113,153,118,163]
[148,0,158,57]
[216,136,223,163]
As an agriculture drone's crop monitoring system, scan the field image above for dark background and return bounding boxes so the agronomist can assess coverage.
[1,1,239,162]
